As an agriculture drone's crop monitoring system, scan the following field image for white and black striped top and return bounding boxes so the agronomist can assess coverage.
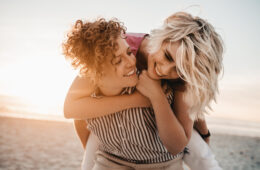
[86,86,183,164]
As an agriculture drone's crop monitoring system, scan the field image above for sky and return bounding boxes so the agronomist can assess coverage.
[0,0,259,121]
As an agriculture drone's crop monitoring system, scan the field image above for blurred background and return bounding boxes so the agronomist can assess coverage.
[0,0,260,169]
[0,0,259,123]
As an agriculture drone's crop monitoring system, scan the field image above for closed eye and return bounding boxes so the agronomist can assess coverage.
[111,56,122,65]
[165,51,173,62]
[127,47,133,56]
[112,47,133,65]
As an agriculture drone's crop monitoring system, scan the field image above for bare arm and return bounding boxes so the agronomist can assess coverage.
[194,118,210,144]
[150,90,193,155]
[137,71,193,155]
[64,76,151,119]
[74,120,90,149]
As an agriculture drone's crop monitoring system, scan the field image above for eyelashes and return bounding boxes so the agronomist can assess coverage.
[112,47,133,65]
[115,59,122,65]
[165,52,173,62]
[127,47,133,56]
[112,57,121,65]
[127,51,133,56]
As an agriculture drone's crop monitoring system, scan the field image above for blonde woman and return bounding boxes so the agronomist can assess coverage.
[64,12,223,170]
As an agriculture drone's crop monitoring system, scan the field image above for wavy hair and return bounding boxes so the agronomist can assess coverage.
[148,12,224,120]
[62,18,126,84]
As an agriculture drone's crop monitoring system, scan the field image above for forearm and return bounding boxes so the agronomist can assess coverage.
[150,94,191,155]
[74,120,90,149]
[136,71,193,154]
[194,118,208,134]
[64,91,150,119]
[194,118,210,144]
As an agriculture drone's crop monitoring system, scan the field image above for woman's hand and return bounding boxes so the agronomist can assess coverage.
[136,70,164,100]
[131,90,152,107]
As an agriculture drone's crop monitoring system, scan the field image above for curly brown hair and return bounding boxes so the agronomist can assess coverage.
[62,18,126,83]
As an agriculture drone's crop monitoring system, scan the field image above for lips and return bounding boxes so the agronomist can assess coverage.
[124,68,137,77]
[154,63,164,77]
[155,65,163,76]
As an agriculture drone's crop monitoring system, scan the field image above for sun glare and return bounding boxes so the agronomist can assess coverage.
[0,56,77,115]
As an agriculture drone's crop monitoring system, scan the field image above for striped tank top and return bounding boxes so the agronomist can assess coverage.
[86,86,183,164]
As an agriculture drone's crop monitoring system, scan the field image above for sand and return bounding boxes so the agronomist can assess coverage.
[0,116,259,170]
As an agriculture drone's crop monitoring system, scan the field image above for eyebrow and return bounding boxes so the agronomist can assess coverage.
[115,46,130,58]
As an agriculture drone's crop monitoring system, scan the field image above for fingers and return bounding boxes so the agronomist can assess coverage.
[141,70,148,75]
[138,70,148,80]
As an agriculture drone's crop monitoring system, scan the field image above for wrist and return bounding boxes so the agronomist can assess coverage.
[198,129,211,139]
[194,119,208,134]
[197,128,209,135]
[132,91,151,107]
[149,89,165,102]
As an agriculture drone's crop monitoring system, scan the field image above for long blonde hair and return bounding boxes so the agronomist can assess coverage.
[148,12,224,120]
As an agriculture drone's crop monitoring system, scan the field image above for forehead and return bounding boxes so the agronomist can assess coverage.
[164,41,180,58]
[114,37,129,56]
[104,37,128,63]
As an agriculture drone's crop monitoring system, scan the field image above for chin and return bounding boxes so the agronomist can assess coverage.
[147,68,160,80]
[131,78,139,87]
[148,72,159,80]
[126,77,138,87]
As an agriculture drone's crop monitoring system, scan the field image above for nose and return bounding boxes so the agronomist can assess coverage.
[125,54,136,68]
[160,62,176,75]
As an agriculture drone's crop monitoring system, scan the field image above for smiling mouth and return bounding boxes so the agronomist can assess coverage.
[154,63,164,77]
[124,68,137,77]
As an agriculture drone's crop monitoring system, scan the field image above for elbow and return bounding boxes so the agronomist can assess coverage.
[165,145,187,156]
[63,107,72,119]
[63,109,72,119]
[164,138,189,156]
[166,144,187,156]
[63,101,73,119]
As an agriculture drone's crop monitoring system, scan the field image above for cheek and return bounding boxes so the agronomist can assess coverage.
[151,53,158,60]
[153,53,165,63]
[114,66,124,78]
[104,65,119,80]
[169,70,179,79]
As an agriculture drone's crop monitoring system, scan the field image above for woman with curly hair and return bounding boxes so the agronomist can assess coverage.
[63,12,223,170]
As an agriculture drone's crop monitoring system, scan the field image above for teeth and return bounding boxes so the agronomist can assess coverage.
[126,69,135,76]
[155,66,163,76]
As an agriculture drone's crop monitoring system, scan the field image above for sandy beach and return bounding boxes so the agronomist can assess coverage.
[0,116,259,170]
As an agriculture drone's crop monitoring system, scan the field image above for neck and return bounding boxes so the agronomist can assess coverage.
[98,84,124,96]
